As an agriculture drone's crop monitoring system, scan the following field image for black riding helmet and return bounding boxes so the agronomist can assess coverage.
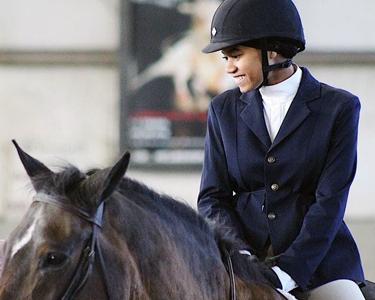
[203,0,305,87]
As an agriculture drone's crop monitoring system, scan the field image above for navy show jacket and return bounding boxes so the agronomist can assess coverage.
[198,67,365,290]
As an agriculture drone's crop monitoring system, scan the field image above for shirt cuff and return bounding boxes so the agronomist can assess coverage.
[272,266,298,292]
[238,249,252,256]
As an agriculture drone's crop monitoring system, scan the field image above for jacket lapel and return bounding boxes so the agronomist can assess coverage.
[239,67,321,151]
[270,67,321,150]
[240,90,272,148]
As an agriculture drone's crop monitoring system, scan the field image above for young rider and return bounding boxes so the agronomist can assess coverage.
[198,0,365,298]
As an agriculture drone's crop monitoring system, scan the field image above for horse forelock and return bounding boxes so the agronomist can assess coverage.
[31,165,97,209]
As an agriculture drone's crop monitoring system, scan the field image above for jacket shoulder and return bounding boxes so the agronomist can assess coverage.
[210,88,240,115]
[300,67,360,107]
[320,82,360,106]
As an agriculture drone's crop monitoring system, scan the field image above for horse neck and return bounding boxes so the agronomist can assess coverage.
[98,186,231,299]
[108,180,212,248]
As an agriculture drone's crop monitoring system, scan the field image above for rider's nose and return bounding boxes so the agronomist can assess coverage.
[225,59,237,74]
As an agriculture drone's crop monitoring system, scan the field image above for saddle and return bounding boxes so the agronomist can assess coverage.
[361,281,375,300]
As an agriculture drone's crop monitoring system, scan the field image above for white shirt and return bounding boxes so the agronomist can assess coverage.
[258,65,302,292]
[259,66,302,142]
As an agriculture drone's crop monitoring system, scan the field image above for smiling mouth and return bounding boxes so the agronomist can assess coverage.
[234,75,246,84]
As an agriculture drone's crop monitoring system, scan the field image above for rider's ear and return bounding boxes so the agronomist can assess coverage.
[268,51,278,60]
[99,152,131,201]
[12,140,53,191]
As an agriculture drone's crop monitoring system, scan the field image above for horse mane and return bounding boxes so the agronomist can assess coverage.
[119,177,205,224]
[32,165,214,237]
[33,164,247,242]
[118,176,224,244]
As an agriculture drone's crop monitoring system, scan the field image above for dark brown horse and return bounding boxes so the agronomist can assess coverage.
[0,142,289,300]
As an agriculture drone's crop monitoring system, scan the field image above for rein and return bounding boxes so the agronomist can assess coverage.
[33,195,111,300]
[222,248,237,300]
[221,248,288,300]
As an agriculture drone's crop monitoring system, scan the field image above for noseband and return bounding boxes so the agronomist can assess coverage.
[33,194,111,300]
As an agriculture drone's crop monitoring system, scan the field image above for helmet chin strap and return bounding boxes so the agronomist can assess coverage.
[259,49,293,88]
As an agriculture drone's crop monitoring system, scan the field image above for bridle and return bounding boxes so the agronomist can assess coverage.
[33,194,111,300]
[222,247,237,300]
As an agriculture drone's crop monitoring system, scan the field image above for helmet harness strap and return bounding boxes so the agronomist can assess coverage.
[259,40,293,88]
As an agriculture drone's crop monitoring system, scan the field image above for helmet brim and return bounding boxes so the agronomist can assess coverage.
[202,42,229,53]
[202,42,230,53]
[202,39,248,53]
[202,38,305,54]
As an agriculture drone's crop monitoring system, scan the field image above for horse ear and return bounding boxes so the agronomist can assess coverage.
[99,151,130,201]
[12,140,53,188]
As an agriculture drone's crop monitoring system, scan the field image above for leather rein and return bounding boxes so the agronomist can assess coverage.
[33,195,111,300]
[222,247,237,300]
[221,248,287,300]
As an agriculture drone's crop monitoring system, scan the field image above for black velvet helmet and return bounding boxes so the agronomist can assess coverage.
[202,0,305,55]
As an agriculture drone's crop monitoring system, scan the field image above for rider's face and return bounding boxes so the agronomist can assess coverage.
[221,46,263,93]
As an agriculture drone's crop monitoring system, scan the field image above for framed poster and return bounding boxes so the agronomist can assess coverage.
[120,0,231,167]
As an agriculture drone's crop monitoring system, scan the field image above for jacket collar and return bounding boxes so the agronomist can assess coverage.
[239,67,321,150]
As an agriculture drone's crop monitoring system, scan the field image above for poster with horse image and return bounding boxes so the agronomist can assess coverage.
[125,0,232,166]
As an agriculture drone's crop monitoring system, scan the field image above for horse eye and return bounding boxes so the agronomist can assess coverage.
[42,252,67,268]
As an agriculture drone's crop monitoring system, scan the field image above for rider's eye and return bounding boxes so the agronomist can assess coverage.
[41,252,68,268]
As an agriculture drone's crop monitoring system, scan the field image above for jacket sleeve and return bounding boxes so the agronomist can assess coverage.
[198,102,249,246]
[277,97,361,289]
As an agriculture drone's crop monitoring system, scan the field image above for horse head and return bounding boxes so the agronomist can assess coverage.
[0,141,130,299]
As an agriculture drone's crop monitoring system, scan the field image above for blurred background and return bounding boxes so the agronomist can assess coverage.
[0,0,374,280]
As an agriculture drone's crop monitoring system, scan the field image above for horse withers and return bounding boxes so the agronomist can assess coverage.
[0,142,285,300]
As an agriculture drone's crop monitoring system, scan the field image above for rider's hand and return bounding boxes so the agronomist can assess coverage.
[236,250,282,289]
[257,263,282,289]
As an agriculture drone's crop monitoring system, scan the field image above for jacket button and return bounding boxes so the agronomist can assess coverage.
[267,156,276,164]
[267,212,276,220]
[271,184,279,191]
